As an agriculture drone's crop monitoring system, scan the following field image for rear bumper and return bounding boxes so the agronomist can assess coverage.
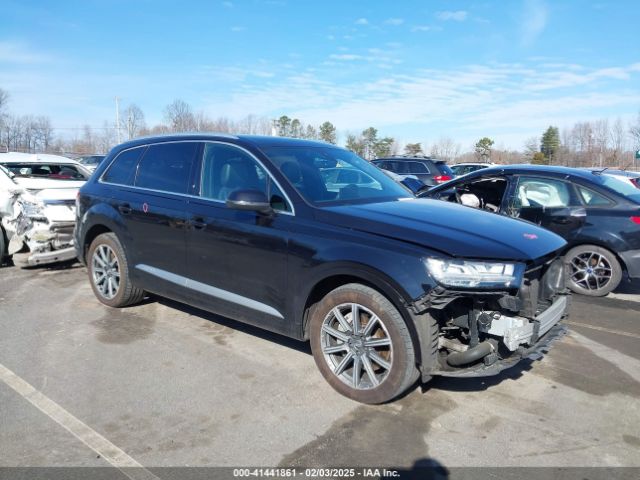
[620,249,640,279]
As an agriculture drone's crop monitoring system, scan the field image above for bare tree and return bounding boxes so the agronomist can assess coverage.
[609,117,626,166]
[431,136,461,162]
[523,136,538,162]
[164,99,196,132]
[121,104,145,139]
[630,110,640,151]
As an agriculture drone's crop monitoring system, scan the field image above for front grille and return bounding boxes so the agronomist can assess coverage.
[517,257,566,318]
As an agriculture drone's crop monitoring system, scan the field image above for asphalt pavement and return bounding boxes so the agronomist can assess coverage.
[1,263,639,478]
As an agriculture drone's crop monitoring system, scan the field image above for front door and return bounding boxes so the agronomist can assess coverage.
[185,142,293,333]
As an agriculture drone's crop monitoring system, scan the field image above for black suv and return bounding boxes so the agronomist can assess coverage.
[372,155,454,187]
[75,134,569,404]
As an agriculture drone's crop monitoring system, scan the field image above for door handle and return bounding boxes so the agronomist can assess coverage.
[190,217,207,230]
[118,203,132,215]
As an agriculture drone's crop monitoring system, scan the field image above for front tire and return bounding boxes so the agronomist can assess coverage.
[87,232,144,307]
[565,244,622,297]
[309,283,419,404]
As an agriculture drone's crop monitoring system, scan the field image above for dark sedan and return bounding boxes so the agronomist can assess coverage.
[422,165,640,296]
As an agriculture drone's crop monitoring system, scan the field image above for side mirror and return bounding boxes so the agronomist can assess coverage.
[226,189,273,214]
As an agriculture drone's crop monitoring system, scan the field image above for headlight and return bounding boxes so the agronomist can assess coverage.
[425,258,524,289]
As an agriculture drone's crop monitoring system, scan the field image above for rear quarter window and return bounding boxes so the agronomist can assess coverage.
[102,147,147,186]
[436,163,454,176]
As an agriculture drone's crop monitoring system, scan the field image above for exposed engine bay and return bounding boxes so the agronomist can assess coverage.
[418,256,569,377]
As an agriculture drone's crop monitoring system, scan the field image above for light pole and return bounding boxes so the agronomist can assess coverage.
[114,96,121,144]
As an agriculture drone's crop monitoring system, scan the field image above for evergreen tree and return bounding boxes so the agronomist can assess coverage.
[540,126,560,162]
[319,121,337,144]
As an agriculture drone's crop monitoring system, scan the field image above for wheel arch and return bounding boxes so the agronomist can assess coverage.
[299,265,428,368]
[564,240,628,274]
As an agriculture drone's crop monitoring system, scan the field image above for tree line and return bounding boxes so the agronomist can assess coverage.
[1,87,639,169]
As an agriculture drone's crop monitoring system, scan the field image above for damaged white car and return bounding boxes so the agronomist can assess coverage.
[0,153,90,267]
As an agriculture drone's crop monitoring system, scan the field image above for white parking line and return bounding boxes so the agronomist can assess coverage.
[0,363,158,480]
[565,321,640,340]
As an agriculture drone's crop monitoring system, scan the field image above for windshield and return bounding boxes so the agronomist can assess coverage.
[1,162,90,180]
[261,146,411,205]
[598,174,640,204]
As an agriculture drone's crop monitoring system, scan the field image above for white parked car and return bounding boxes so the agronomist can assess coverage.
[602,169,640,190]
[0,152,90,267]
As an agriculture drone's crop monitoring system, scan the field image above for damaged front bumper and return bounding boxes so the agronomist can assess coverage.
[415,256,570,378]
[434,323,568,378]
[3,197,78,266]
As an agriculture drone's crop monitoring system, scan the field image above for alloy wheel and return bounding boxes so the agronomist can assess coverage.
[569,251,612,292]
[320,302,393,390]
[91,244,120,299]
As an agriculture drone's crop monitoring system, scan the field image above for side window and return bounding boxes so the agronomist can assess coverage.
[135,142,199,194]
[200,143,291,212]
[102,147,146,185]
[337,169,360,184]
[576,185,612,206]
[392,162,408,174]
[408,162,429,174]
[513,177,575,208]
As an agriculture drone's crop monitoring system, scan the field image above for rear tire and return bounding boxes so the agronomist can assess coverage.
[565,244,622,297]
[309,283,419,404]
[87,232,144,307]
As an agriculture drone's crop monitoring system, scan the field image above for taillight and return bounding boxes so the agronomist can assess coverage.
[631,216,640,225]
[630,178,640,189]
[434,175,452,183]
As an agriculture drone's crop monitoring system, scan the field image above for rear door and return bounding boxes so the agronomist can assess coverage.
[114,141,199,289]
[508,175,585,239]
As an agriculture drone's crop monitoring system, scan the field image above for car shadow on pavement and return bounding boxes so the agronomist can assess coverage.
[151,293,542,392]
[613,276,640,294]
[424,358,536,393]
[154,295,313,355]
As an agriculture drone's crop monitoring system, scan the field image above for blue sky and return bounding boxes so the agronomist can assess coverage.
[1,0,639,149]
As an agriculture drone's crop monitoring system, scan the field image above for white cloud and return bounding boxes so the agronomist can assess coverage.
[436,10,468,21]
[230,26,246,32]
[385,18,404,26]
[222,1,233,7]
[329,54,363,61]
[198,61,640,148]
[521,0,548,46]
[355,18,368,25]
[0,41,52,64]
[411,25,432,32]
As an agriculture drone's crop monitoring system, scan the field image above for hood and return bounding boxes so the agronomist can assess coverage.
[13,177,85,196]
[319,198,566,261]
